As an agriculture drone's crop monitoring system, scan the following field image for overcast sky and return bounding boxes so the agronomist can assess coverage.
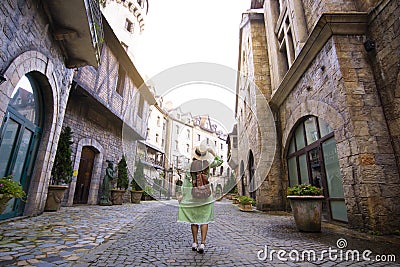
[135,0,251,133]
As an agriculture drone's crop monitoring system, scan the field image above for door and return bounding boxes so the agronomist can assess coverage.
[74,147,95,204]
[0,74,42,220]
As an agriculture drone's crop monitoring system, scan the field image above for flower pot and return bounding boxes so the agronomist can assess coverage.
[287,195,324,232]
[0,194,12,214]
[45,185,69,212]
[111,189,126,205]
[238,203,253,212]
[130,190,143,204]
[232,198,239,204]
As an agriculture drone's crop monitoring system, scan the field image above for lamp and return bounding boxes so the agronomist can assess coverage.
[0,69,6,85]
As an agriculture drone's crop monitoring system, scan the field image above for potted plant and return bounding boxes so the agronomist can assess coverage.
[232,195,239,204]
[287,183,324,232]
[45,126,73,211]
[238,195,254,212]
[0,175,26,214]
[111,155,129,205]
[130,159,145,204]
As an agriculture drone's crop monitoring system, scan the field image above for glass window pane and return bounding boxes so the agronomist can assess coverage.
[288,138,295,154]
[304,117,318,145]
[0,119,20,177]
[322,138,344,198]
[10,75,38,125]
[319,118,334,138]
[287,157,298,186]
[308,148,322,188]
[330,200,348,222]
[295,124,305,150]
[298,154,309,184]
[12,129,33,182]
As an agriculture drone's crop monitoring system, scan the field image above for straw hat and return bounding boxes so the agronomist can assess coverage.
[191,141,215,172]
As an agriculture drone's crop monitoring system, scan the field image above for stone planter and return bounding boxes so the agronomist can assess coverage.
[0,194,12,214]
[111,189,126,205]
[232,198,239,204]
[45,185,69,211]
[130,191,143,204]
[238,203,253,212]
[287,195,324,232]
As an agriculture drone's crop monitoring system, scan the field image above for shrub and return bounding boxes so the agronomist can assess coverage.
[51,126,73,185]
[116,155,129,190]
[0,175,26,199]
[287,184,323,196]
[238,195,254,205]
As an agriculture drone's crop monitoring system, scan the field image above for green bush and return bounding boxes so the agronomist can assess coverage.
[287,184,323,196]
[51,126,73,185]
[131,160,145,191]
[0,175,26,199]
[116,155,129,190]
[238,195,254,205]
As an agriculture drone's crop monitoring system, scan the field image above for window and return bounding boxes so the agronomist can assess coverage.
[176,125,180,134]
[138,94,145,118]
[157,116,160,127]
[116,64,126,96]
[125,18,134,33]
[286,116,347,222]
[162,139,164,147]
[186,144,189,153]
[187,129,190,139]
[155,134,159,143]
[220,166,223,176]
[121,42,128,51]
[206,138,209,144]
[220,143,223,149]
[175,140,178,150]
[146,128,150,137]
[197,134,201,141]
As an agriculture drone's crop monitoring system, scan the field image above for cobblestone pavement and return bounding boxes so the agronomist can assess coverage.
[0,200,399,266]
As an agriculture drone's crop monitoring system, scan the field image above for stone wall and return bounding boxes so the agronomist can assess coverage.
[367,0,400,173]
[278,33,400,232]
[0,0,74,216]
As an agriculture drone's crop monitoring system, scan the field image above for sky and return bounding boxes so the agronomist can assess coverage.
[135,0,251,133]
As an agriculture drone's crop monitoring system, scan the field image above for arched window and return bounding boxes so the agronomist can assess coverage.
[287,116,347,222]
[0,74,42,219]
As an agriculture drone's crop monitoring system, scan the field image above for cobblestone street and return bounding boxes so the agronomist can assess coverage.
[0,200,399,266]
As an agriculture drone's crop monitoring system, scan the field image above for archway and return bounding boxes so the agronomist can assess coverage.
[248,150,255,200]
[0,74,43,219]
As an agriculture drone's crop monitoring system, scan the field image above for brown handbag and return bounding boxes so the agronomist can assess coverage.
[191,172,211,199]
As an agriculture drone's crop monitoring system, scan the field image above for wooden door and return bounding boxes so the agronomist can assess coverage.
[74,147,95,204]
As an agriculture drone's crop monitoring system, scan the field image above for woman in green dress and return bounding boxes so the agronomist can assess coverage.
[177,142,223,254]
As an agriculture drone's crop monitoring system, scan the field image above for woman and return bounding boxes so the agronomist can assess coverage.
[177,142,223,254]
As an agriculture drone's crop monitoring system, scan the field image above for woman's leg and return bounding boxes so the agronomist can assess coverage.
[191,224,199,244]
[200,224,208,244]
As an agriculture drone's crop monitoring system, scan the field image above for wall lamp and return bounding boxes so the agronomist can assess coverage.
[0,69,6,85]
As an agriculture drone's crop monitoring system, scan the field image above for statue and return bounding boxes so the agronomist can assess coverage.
[100,160,114,205]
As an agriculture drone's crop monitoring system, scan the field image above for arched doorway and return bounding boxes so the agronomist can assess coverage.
[240,160,245,196]
[286,116,347,222]
[248,151,256,200]
[74,146,96,204]
[0,74,42,219]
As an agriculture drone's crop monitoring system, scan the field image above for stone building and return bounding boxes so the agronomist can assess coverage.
[63,15,155,206]
[0,0,103,219]
[234,0,400,233]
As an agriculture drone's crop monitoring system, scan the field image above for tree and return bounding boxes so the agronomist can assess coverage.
[131,159,145,191]
[51,126,73,185]
[116,155,129,190]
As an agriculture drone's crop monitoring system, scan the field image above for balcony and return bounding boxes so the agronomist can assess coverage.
[42,0,104,68]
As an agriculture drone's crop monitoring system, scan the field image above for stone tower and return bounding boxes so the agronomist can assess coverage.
[101,0,149,61]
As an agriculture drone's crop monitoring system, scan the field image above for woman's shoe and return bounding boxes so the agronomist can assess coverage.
[192,243,198,251]
[197,243,205,254]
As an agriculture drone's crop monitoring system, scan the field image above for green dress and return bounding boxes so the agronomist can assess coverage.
[177,156,223,224]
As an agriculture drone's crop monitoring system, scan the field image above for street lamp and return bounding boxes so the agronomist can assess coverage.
[166,167,173,200]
